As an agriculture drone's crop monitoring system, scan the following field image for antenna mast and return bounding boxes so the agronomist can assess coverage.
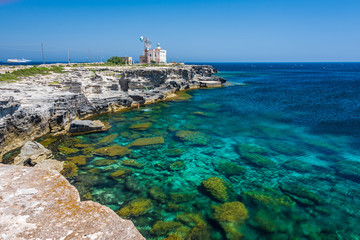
[41,42,45,64]
[67,49,70,64]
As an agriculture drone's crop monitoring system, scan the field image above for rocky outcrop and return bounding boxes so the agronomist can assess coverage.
[69,119,106,134]
[0,164,144,240]
[13,141,63,172]
[0,65,225,160]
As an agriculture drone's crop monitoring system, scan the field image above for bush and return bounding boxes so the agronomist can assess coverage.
[107,56,127,65]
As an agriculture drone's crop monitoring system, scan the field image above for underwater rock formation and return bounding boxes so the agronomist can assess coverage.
[0,164,144,240]
[212,202,249,240]
[117,198,154,218]
[201,177,232,202]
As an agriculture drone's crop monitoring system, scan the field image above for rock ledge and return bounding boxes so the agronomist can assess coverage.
[0,164,144,240]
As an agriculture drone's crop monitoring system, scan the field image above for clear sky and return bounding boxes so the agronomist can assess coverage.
[0,0,359,62]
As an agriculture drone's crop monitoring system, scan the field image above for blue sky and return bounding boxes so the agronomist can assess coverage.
[0,0,359,62]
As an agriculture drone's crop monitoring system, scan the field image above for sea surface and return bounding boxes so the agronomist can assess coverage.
[45,63,360,239]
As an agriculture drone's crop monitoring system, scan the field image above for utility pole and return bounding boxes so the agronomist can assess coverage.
[88,48,91,63]
[41,42,45,64]
[67,49,70,64]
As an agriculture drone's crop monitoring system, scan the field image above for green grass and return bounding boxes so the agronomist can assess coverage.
[0,66,64,82]
[49,80,60,85]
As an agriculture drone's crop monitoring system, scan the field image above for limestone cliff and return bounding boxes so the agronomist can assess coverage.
[0,65,225,160]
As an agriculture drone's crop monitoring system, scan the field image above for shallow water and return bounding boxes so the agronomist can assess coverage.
[50,63,360,240]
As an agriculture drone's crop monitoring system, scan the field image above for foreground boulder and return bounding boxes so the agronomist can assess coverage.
[0,164,144,240]
[69,120,106,134]
[13,141,64,172]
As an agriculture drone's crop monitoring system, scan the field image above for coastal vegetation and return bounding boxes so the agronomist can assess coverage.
[107,56,128,65]
[0,65,64,82]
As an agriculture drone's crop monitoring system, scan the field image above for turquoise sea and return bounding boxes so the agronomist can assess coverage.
[49,63,360,239]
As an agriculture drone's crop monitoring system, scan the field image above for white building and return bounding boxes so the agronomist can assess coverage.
[140,43,166,64]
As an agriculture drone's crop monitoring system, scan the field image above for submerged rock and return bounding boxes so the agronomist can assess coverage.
[280,184,323,206]
[14,141,52,166]
[128,136,165,147]
[94,145,131,157]
[241,153,275,168]
[117,198,154,218]
[66,155,87,166]
[122,159,143,168]
[175,130,210,146]
[169,161,186,171]
[94,159,117,166]
[129,122,152,131]
[0,164,144,240]
[60,161,78,178]
[150,220,183,236]
[110,168,133,179]
[98,134,118,145]
[149,187,167,203]
[201,177,231,202]
[212,201,249,240]
[217,161,245,177]
[334,160,360,183]
[236,143,268,156]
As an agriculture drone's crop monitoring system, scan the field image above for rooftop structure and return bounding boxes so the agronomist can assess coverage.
[139,37,167,64]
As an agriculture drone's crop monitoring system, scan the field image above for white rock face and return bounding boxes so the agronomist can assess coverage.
[0,164,145,240]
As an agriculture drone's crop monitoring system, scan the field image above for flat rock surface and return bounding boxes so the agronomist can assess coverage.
[0,164,144,240]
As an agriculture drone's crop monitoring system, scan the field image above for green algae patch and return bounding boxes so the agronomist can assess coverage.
[217,161,245,176]
[149,187,167,203]
[171,91,193,101]
[94,145,131,157]
[110,168,132,179]
[66,155,87,166]
[213,202,249,240]
[74,143,95,148]
[236,143,268,156]
[121,159,143,168]
[117,198,153,218]
[82,147,95,154]
[60,161,78,178]
[40,137,58,147]
[98,134,118,145]
[57,146,79,155]
[129,122,152,131]
[201,177,231,202]
[162,234,183,240]
[241,153,274,168]
[244,190,295,208]
[175,130,210,146]
[176,213,211,239]
[166,148,183,157]
[128,136,164,147]
[169,193,195,203]
[94,159,117,166]
[169,161,185,171]
[150,221,183,236]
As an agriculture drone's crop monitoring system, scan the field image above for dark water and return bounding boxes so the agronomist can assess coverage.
[47,63,360,240]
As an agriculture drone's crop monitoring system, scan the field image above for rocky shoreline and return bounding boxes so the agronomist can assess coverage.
[0,64,225,161]
[0,64,225,239]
